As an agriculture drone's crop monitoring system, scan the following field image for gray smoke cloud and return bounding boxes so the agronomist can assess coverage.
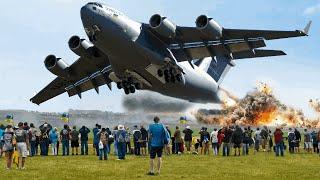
[122,91,193,113]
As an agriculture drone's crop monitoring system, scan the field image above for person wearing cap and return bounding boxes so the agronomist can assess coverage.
[116,125,127,160]
[3,125,14,170]
[70,126,80,155]
[183,126,193,153]
[15,122,29,169]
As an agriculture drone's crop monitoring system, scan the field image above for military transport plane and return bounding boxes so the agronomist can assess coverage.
[30,2,311,105]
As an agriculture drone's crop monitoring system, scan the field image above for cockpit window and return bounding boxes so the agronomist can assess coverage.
[87,2,103,8]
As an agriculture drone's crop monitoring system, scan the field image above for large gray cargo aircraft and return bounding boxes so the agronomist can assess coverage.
[30,2,311,105]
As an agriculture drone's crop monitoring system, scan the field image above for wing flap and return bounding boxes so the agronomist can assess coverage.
[232,49,286,60]
[171,39,266,61]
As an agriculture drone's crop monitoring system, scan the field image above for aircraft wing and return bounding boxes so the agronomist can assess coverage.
[151,21,311,62]
[30,57,112,105]
[171,21,311,44]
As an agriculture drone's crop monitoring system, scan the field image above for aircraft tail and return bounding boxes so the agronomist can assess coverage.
[195,56,234,85]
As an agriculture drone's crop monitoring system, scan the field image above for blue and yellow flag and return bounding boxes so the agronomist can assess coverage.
[179,116,187,124]
[60,113,70,123]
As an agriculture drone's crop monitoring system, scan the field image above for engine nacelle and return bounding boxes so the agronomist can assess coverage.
[149,14,176,38]
[68,36,101,58]
[196,15,222,39]
[44,55,70,78]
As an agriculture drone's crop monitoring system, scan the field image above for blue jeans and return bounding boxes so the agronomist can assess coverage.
[99,144,109,160]
[242,143,249,155]
[62,140,69,156]
[275,142,284,156]
[40,139,49,156]
[223,143,230,156]
[94,142,99,156]
[30,141,36,156]
[81,140,88,155]
[117,142,126,159]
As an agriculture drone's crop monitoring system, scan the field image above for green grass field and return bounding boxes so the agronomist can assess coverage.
[0,147,319,180]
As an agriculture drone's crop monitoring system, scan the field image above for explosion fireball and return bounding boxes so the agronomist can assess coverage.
[195,82,320,128]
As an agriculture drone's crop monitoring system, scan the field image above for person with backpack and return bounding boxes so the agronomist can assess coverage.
[3,125,14,170]
[97,128,109,160]
[79,125,90,155]
[254,127,261,153]
[39,124,50,156]
[274,127,284,156]
[260,126,269,152]
[242,127,252,155]
[125,127,132,154]
[140,125,148,156]
[231,125,243,156]
[288,128,296,154]
[183,126,193,153]
[210,128,219,155]
[222,126,233,156]
[174,126,182,154]
[147,116,170,176]
[60,124,70,156]
[294,128,301,153]
[304,129,313,153]
[70,126,80,155]
[133,125,141,156]
[28,123,37,156]
[116,125,127,160]
[15,122,30,169]
[49,127,59,156]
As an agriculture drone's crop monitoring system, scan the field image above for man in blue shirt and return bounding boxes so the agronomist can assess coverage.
[148,116,170,175]
[93,124,101,156]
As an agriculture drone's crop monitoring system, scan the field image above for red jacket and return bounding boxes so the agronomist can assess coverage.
[274,129,283,144]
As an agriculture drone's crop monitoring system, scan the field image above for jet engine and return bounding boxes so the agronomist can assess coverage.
[68,36,101,58]
[149,14,176,38]
[44,55,70,78]
[196,15,223,39]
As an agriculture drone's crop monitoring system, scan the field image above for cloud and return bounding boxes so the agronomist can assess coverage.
[304,3,320,15]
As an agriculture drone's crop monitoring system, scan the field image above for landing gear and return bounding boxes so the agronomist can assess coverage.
[134,83,141,90]
[157,69,163,77]
[120,79,142,95]
[129,85,136,93]
[117,82,122,89]
[124,88,130,95]
[159,67,183,84]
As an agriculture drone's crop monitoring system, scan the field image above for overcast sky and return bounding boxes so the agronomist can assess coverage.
[0,0,319,118]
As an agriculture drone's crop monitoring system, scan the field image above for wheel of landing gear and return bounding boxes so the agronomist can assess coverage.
[117,82,122,89]
[164,69,169,76]
[134,83,141,90]
[176,74,182,82]
[165,75,170,83]
[157,69,163,77]
[124,88,130,95]
[129,86,136,93]
[170,76,176,83]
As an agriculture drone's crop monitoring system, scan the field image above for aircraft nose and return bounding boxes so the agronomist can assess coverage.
[80,5,93,25]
